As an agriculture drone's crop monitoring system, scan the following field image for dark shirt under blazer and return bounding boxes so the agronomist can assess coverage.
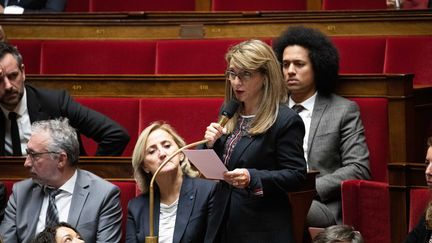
[126,176,216,243]
[205,105,307,243]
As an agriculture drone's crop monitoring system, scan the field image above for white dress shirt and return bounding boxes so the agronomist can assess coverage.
[0,88,32,155]
[36,170,78,234]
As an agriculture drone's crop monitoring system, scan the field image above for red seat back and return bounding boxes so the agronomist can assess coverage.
[322,0,387,10]
[9,40,42,74]
[212,0,307,11]
[111,180,136,243]
[403,0,429,9]
[91,0,195,11]
[41,40,156,74]
[65,0,90,12]
[155,39,245,75]
[350,98,389,182]
[409,188,432,231]
[342,180,391,243]
[384,36,432,86]
[332,37,386,74]
[3,179,18,200]
[139,98,224,144]
[75,97,140,156]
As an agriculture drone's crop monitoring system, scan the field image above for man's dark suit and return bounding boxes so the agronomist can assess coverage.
[0,169,122,243]
[0,0,66,12]
[204,105,307,243]
[126,176,216,243]
[0,85,130,156]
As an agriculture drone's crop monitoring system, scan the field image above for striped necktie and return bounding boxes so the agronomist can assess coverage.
[291,104,305,113]
[45,187,62,227]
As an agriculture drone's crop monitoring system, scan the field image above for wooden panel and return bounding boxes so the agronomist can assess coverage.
[25,74,412,98]
[1,10,432,40]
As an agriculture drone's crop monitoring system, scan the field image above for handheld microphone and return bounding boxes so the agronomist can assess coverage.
[217,99,241,127]
[145,99,240,243]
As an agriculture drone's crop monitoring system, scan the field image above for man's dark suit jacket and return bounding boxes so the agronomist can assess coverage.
[0,85,130,156]
[0,0,66,12]
[126,176,216,243]
[204,105,307,243]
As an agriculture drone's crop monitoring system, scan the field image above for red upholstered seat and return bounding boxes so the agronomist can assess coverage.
[65,0,90,12]
[322,0,387,10]
[139,98,224,144]
[342,180,390,242]
[3,179,17,199]
[41,40,156,74]
[155,39,246,75]
[9,40,42,74]
[384,36,432,86]
[403,0,429,9]
[350,98,389,182]
[91,0,195,12]
[332,37,386,74]
[75,97,140,156]
[111,181,136,243]
[212,0,307,11]
[342,98,390,243]
[409,188,432,231]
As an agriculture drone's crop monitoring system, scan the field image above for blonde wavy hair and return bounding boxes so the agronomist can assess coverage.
[224,39,287,135]
[131,121,199,193]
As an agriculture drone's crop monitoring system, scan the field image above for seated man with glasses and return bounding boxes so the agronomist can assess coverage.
[0,118,122,243]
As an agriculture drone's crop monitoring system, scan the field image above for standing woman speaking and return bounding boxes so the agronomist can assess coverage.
[203,39,307,243]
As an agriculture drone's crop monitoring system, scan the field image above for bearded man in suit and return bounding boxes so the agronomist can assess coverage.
[0,118,122,242]
[273,26,371,227]
[0,42,129,156]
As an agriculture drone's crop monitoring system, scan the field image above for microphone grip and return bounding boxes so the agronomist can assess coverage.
[217,115,229,127]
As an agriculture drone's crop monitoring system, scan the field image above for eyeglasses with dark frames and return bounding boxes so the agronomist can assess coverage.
[25,149,60,161]
[225,70,257,81]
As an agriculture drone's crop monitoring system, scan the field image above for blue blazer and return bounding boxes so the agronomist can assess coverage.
[126,176,216,243]
[204,105,307,243]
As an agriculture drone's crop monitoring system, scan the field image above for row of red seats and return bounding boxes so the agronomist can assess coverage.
[73,96,390,242]
[66,0,429,12]
[11,36,432,86]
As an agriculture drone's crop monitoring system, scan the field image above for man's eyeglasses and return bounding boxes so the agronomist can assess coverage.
[25,149,59,161]
[225,70,257,81]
